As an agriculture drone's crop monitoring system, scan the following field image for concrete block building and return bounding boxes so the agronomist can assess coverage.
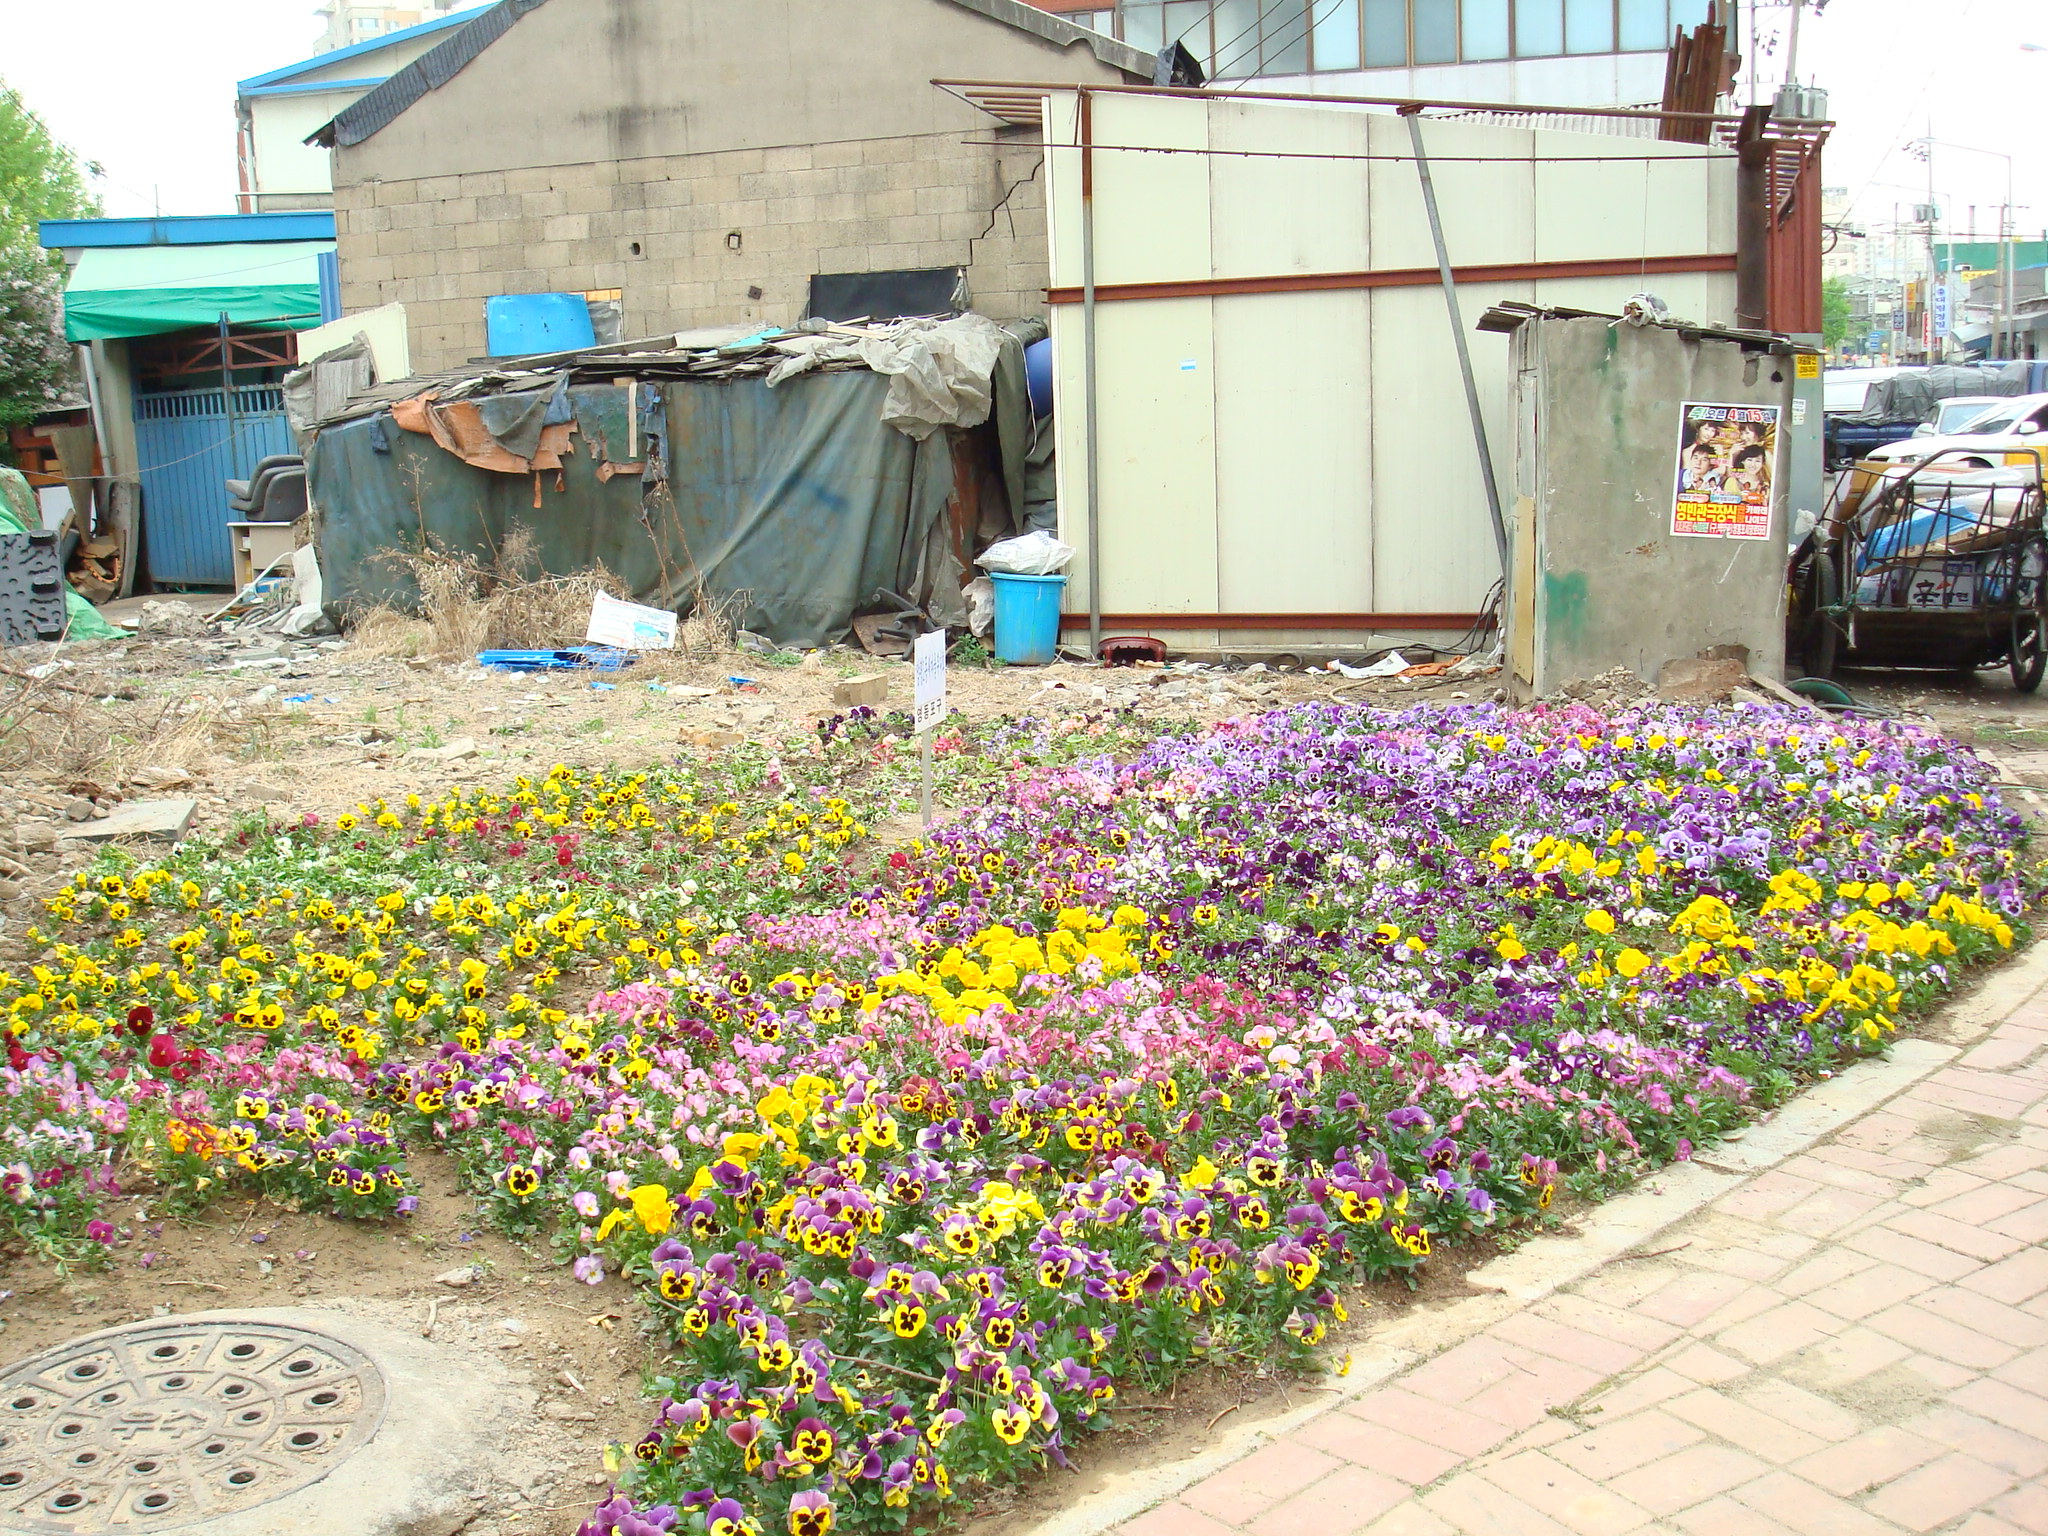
[316,0,1151,371]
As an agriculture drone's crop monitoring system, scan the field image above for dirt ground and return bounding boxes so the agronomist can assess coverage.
[1,616,2042,1534]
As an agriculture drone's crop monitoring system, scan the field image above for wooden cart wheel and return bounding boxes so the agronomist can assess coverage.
[2010,535,2048,694]
[1799,543,1840,681]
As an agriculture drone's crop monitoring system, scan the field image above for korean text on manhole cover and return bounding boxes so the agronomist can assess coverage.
[0,1319,387,1532]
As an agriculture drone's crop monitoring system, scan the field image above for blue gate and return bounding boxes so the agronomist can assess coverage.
[133,386,296,587]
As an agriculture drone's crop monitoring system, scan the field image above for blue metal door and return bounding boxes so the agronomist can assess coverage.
[132,386,296,587]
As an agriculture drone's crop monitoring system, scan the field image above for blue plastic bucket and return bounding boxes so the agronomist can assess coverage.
[989,572,1066,664]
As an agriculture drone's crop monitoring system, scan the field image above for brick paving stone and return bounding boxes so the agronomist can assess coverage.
[1123,1010,2048,1536]
[1606,1443,1769,1515]
[1865,1303,2024,1371]
[1549,1409,1706,1480]
[1804,1261,1939,1322]
[1782,1325,1915,1388]
[1773,1245,1881,1299]
[1359,1508,1459,1536]
[1726,1470,1911,1536]
[1115,1502,1240,1536]
[1245,1464,1410,1536]
[1792,1425,1945,1497]
[1711,1299,1842,1365]
[1842,1224,1984,1282]
[1583,1368,1697,1419]
[1180,1440,1340,1526]
[1535,1294,1685,1355]
[1670,1495,1804,1536]
[1475,1449,1655,1536]
[1661,1343,1752,1385]
[1294,1410,1468,1485]
[1914,1285,2048,1348]
[1984,1198,2048,1244]
[1662,1387,1828,1462]
[1862,1452,2018,1532]
[1492,1312,1651,1378]
[1987,1478,2048,1531]
[1959,1247,2048,1306]
[1419,1471,1579,1535]
[1348,1387,1518,1457]
[1732,1378,1865,1442]
[1901,1404,2048,1479]
[1969,1375,2048,1437]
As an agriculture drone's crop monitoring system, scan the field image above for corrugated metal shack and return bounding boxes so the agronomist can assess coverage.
[303,315,1038,646]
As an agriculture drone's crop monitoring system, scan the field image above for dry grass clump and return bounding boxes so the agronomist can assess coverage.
[351,530,630,660]
[677,583,750,659]
[0,661,240,783]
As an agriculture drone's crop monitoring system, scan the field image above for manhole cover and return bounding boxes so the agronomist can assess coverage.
[0,1319,386,1533]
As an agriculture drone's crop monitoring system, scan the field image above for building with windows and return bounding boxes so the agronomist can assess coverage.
[1031,0,1715,106]
[236,7,490,211]
[315,0,477,52]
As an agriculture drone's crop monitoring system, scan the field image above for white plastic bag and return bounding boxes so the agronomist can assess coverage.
[964,576,995,638]
[977,530,1075,576]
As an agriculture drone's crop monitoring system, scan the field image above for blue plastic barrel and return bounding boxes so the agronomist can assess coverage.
[1024,338,1054,417]
[989,572,1066,664]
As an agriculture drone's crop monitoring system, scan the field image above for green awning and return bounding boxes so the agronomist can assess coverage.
[61,241,333,342]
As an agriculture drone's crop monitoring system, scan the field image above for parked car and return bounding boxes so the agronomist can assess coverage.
[1912,396,2008,437]
[1865,393,2048,467]
[1825,363,2048,468]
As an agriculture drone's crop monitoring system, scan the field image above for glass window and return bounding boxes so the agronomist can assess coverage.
[1263,0,1311,72]
[1516,0,1565,56]
[1618,0,1669,50]
[1122,0,1165,54]
[1163,0,1209,60]
[1670,0,1710,27]
[1363,0,1407,64]
[1565,0,1615,53]
[1209,0,1260,73]
[1312,0,1363,70]
[1412,0,1457,62]
[1462,0,1510,59]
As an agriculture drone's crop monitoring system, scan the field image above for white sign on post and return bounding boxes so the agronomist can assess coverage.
[912,630,946,829]
[913,630,946,732]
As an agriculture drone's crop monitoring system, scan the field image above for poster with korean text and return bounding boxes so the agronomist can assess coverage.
[1671,401,1777,540]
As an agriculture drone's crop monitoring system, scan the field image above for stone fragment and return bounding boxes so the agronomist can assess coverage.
[832,673,889,708]
[58,800,196,844]
[683,729,743,751]
[1656,656,1748,704]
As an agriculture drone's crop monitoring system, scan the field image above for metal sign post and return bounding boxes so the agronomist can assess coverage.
[913,630,946,829]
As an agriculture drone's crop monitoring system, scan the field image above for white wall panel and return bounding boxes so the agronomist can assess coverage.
[1367,114,1535,271]
[1207,100,1372,279]
[1091,94,1214,287]
[1213,291,1373,611]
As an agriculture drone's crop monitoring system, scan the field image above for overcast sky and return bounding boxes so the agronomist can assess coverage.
[1,0,2040,239]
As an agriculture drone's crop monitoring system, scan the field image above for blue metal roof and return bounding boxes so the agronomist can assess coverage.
[38,213,338,251]
[236,7,487,92]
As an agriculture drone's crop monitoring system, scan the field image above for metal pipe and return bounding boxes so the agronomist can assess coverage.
[1081,87,1102,659]
[1402,108,1509,576]
[1735,104,1772,331]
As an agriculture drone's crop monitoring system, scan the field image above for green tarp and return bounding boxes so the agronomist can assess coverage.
[60,242,331,342]
[0,468,122,642]
[309,373,983,649]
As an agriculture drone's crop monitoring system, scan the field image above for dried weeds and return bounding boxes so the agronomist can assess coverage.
[354,530,630,660]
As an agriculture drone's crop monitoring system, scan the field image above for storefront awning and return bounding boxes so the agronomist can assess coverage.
[61,241,333,343]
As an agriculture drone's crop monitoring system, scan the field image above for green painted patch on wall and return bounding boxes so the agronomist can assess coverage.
[1543,570,1591,648]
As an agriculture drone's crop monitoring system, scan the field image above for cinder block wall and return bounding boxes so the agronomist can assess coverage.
[333,131,1050,372]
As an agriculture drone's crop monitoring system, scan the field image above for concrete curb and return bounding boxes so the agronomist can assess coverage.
[1025,943,2048,1536]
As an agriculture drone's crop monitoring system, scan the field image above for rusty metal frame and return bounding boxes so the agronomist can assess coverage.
[1057,612,1489,631]
[1047,251,1737,306]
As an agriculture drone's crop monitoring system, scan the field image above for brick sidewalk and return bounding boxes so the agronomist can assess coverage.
[1114,1003,2048,1536]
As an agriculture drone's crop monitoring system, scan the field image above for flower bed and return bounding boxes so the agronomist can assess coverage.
[0,701,2028,1536]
